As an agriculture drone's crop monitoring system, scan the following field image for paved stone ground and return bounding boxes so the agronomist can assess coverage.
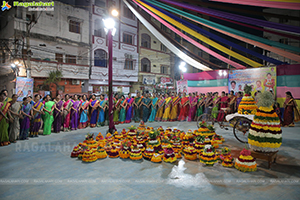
[0,121,299,200]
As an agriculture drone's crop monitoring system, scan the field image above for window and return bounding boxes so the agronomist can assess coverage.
[123,33,133,45]
[141,33,151,48]
[161,65,168,74]
[94,19,104,37]
[69,20,80,34]
[94,49,107,67]
[161,44,167,52]
[55,53,63,63]
[279,38,288,45]
[123,6,135,20]
[141,58,150,72]
[66,55,76,64]
[124,59,134,70]
[16,8,22,19]
[26,14,35,22]
[95,0,106,7]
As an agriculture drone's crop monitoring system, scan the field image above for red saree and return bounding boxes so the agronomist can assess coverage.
[178,97,189,121]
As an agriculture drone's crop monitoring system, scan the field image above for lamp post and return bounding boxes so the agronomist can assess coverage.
[103,9,118,134]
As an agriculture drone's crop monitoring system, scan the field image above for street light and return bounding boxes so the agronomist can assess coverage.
[179,61,187,72]
[103,11,118,134]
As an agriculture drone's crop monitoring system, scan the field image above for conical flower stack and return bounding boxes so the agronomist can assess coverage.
[82,148,98,163]
[200,145,218,166]
[163,144,177,163]
[248,92,282,152]
[197,122,215,138]
[238,84,258,115]
[151,152,162,163]
[183,143,197,160]
[220,147,233,167]
[235,148,257,172]
[95,146,107,159]
[130,143,143,160]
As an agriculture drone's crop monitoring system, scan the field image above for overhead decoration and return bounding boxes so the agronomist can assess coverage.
[144,0,285,66]
[123,0,212,71]
[161,0,300,35]
[144,0,300,54]
[137,0,262,68]
[209,0,300,10]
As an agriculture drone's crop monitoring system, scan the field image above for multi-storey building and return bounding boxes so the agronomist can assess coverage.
[0,1,90,97]
[89,0,139,95]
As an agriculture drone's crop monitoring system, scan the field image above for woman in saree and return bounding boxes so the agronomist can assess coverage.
[0,92,12,146]
[125,93,134,123]
[133,92,142,122]
[70,94,80,131]
[162,93,172,122]
[113,94,121,125]
[9,94,21,143]
[204,92,213,115]
[119,95,127,124]
[79,94,89,129]
[195,93,205,120]
[149,93,158,122]
[89,94,99,128]
[235,92,243,111]
[283,91,300,127]
[188,93,198,122]
[42,95,55,135]
[170,92,180,121]
[155,94,165,121]
[228,91,237,114]
[53,94,63,133]
[63,94,73,131]
[178,93,189,121]
[30,94,44,137]
[97,94,106,127]
[217,91,229,122]
[141,93,152,122]
[19,97,33,140]
[211,92,220,120]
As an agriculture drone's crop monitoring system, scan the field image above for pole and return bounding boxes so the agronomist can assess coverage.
[26,23,31,78]
[108,29,115,133]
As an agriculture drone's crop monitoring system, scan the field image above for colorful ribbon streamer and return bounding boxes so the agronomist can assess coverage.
[144,0,300,53]
[161,0,300,38]
[134,0,247,69]
[136,0,262,67]
[144,0,285,65]
[209,0,300,10]
[123,0,212,71]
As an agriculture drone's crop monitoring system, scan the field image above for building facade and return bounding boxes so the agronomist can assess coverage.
[89,0,139,95]
[0,1,90,97]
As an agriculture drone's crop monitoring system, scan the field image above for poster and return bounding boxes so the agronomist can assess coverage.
[228,67,276,95]
[176,80,188,94]
[143,76,156,85]
[160,77,173,84]
[16,77,33,101]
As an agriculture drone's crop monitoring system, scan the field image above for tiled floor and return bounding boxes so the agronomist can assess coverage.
[0,121,299,200]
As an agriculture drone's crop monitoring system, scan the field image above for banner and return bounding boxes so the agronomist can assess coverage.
[160,77,173,84]
[143,75,156,85]
[176,80,188,94]
[228,67,276,95]
[16,77,34,101]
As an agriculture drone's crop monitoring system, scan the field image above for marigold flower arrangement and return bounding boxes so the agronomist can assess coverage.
[130,143,143,160]
[183,143,197,160]
[238,84,258,115]
[200,145,218,166]
[163,144,177,163]
[248,91,282,152]
[151,151,162,163]
[235,148,257,172]
[95,146,107,159]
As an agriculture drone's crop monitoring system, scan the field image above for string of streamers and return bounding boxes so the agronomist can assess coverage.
[144,0,285,65]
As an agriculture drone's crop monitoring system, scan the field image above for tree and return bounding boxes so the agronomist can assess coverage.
[45,70,63,96]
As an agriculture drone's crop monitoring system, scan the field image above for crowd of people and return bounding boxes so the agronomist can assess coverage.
[0,89,298,146]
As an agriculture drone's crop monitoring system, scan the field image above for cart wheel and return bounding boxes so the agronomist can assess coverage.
[197,113,214,128]
[233,117,251,143]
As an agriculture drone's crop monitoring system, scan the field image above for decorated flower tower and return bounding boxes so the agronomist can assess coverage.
[163,144,177,163]
[143,145,154,160]
[220,147,233,167]
[151,151,162,163]
[194,136,205,154]
[183,143,198,160]
[248,91,282,152]
[235,148,257,172]
[108,145,119,158]
[95,146,107,159]
[197,122,215,139]
[119,140,131,159]
[136,132,146,152]
[200,145,218,166]
[127,126,137,140]
[82,148,98,163]
[130,143,143,160]
[71,145,81,158]
[238,84,258,115]
[171,135,182,159]
[147,131,163,155]
[96,132,105,147]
